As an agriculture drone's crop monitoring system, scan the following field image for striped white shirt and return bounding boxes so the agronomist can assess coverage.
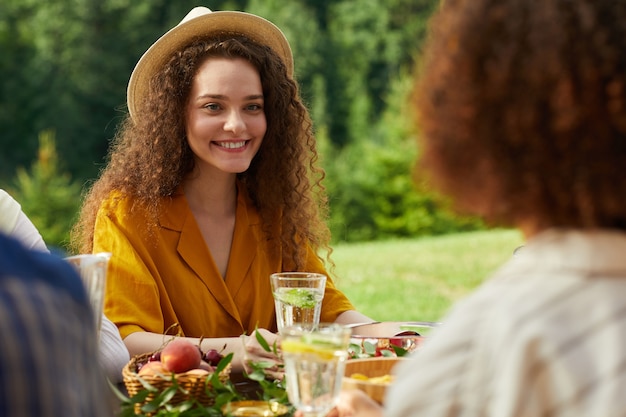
[387,229,626,417]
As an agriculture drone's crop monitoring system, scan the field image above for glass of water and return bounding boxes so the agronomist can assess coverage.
[270,272,326,333]
[64,252,111,333]
[281,323,352,417]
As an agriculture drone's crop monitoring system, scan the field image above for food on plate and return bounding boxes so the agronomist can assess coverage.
[348,321,437,358]
[349,373,395,384]
[343,357,404,403]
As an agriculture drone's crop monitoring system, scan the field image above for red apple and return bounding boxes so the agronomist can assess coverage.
[161,339,202,373]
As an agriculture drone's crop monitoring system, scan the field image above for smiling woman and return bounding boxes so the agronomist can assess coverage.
[185,57,266,179]
[70,6,373,376]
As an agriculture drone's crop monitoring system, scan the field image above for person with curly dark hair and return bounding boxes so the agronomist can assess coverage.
[330,0,626,416]
[71,7,372,373]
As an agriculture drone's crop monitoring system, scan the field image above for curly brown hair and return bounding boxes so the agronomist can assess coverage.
[71,36,331,270]
[415,0,626,231]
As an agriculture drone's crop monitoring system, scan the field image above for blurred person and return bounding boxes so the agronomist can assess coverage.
[71,7,373,372]
[0,189,130,382]
[0,189,46,251]
[331,0,626,416]
[0,232,112,416]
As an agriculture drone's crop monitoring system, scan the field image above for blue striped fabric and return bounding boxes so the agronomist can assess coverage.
[0,234,111,417]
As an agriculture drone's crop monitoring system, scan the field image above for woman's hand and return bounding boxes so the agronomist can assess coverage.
[240,328,283,379]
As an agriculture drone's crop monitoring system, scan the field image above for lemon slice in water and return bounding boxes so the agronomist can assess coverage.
[282,338,342,360]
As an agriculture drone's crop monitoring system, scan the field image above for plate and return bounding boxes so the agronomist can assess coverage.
[221,400,289,417]
[348,321,439,357]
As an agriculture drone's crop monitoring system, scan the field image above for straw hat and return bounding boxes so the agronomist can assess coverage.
[127,6,294,121]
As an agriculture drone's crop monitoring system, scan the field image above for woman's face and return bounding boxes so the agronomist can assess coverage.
[185,57,266,176]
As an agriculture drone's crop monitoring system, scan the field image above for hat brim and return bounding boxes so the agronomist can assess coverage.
[127,10,294,121]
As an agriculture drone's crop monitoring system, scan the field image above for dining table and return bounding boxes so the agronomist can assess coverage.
[113,320,439,415]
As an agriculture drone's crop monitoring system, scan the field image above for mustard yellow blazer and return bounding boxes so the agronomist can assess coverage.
[94,186,354,340]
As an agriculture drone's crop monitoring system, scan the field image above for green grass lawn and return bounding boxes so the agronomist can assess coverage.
[331,229,524,323]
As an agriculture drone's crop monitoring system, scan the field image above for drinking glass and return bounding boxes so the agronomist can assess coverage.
[65,252,111,332]
[281,323,352,417]
[270,272,326,333]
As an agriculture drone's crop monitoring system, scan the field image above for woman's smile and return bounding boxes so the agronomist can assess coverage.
[212,140,250,150]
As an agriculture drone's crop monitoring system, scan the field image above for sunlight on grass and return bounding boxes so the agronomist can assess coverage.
[331,229,524,322]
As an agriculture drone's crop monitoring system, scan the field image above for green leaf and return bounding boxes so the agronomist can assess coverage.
[168,400,194,413]
[255,329,271,352]
[246,369,267,382]
[215,391,238,408]
[391,344,409,357]
[251,360,276,370]
[158,384,180,405]
[141,397,162,413]
[349,342,362,354]
[363,341,377,355]
[209,371,226,391]
[257,379,289,402]
[129,389,151,405]
[135,374,161,392]
[273,288,320,308]
[108,379,133,404]
[215,352,234,374]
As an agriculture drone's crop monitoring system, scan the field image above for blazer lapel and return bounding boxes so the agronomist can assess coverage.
[224,184,260,298]
[160,192,243,324]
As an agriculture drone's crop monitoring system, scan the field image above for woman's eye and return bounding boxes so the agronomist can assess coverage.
[204,103,221,111]
[246,104,263,111]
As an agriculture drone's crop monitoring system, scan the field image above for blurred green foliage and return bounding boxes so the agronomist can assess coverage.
[1,0,483,245]
[7,131,82,251]
[325,71,484,241]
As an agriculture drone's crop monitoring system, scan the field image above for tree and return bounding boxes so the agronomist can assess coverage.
[0,0,44,182]
[9,130,83,251]
[326,69,484,241]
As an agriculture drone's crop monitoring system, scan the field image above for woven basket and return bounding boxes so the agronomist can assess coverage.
[123,352,231,413]
[342,357,407,404]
